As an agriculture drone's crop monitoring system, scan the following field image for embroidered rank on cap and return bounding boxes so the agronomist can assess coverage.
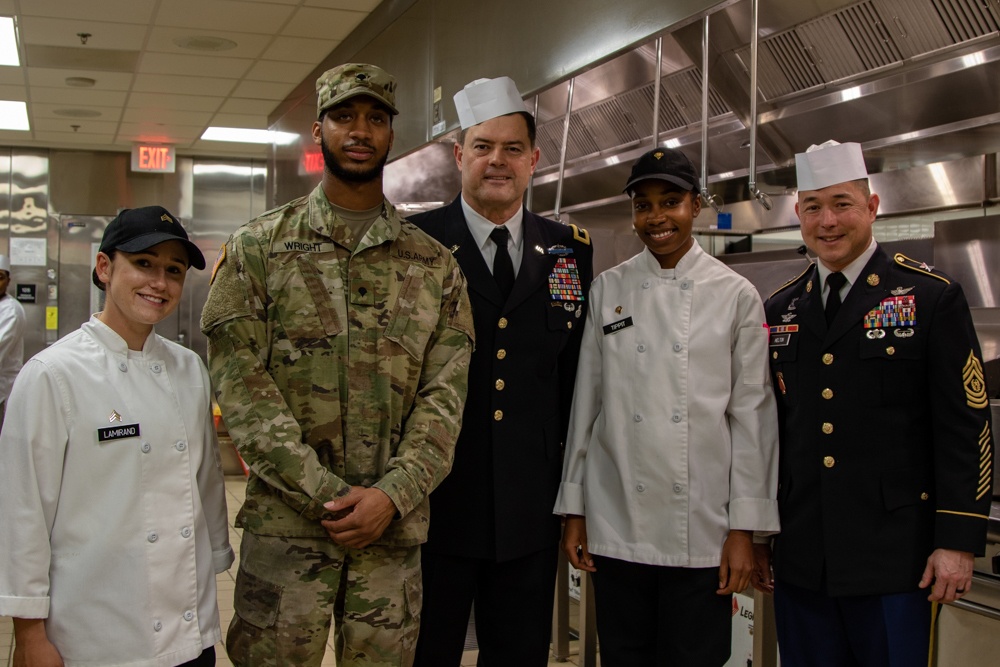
[963,350,988,409]
[161,213,173,223]
[978,421,992,501]
[864,295,915,328]
[548,257,584,301]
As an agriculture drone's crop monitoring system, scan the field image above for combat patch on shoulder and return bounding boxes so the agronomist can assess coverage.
[210,243,226,285]
[570,223,590,245]
[893,253,950,284]
[768,264,813,300]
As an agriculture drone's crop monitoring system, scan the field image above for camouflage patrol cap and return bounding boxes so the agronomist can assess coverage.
[316,63,398,117]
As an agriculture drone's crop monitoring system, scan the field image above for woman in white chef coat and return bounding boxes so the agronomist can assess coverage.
[0,206,234,667]
[554,149,780,666]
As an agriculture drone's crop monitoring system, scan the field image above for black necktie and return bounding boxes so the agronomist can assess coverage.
[825,272,847,325]
[490,226,515,300]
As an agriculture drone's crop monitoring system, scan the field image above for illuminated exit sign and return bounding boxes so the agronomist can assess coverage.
[131,144,176,173]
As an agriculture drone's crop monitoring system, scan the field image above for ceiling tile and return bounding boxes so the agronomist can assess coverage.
[146,27,273,60]
[0,1,16,13]
[231,80,294,101]
[245,60,314,83]
[209,112,270,129]
[30,86,128,106]
[0,69,25,86]
[118,122,206,142]
[131,73,237,97]
[121,107,213,126]
[128,92,224,112]
[32,102,123,121]
[281,7,365,40]
[19,16,147,50]
[0,84,26,100]
[33,118,120,134]
[217,98,279,115]
[306,0,382,9]
[19,0,156,23]
[156,0,295,34]
[234,0,298,4]
[139,52,253,78]
[26,68,134,91]
[32,131,117,146]
[263,36,336,64]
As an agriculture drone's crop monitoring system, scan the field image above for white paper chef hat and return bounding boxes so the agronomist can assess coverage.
[795,140,868,191]
[0,254,9,273]
[454,77,528,130]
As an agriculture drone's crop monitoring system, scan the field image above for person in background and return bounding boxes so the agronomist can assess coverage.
[201,63,473,667]
[0,253,25,429]
[0,206,233,667]
[409,76,594,667]
[555,148,779,666]
[753,140,993,666]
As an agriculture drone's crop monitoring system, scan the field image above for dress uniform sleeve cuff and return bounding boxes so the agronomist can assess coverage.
[0,595,50,619]
[729,498,780,534]
[934,510,989,556]
[553,483,584,516]
[213,545,236,574]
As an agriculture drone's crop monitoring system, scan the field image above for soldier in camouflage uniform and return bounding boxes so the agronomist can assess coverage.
[201,63,474,667]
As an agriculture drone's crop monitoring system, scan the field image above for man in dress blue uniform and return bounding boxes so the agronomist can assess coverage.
[753,140,994,666]
[409,76,594,666]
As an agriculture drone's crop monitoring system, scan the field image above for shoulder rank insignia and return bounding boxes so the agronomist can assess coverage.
[894,253,950,284]
[768,264,813,300]
[569,223,590,245]
[963,350,988,409]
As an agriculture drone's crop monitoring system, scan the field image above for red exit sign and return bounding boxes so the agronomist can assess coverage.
[131,144,176,173]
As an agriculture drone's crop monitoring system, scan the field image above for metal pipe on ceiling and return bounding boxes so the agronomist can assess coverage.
[700,14,721,213]
[747,0,772,211]
[553,78,575,222]
[526,94,540,211]
[652,36,663,148]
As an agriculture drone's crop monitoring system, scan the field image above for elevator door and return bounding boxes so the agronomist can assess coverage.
[58,215,181,342]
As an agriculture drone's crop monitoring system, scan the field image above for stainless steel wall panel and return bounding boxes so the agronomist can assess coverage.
[10,150,53,360]
[934,213,1000,308]
[871,156,985,216]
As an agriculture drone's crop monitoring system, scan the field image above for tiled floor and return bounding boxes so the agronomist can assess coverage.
[1,477,596,667]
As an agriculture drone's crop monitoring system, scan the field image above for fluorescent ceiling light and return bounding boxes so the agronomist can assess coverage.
[0,101,29,131]
[201,127,298,145]
[0,17,19,67]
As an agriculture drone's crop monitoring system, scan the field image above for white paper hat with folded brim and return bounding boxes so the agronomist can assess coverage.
[795,140,868,191]
[0,254,9,273]
[454,77,528,130]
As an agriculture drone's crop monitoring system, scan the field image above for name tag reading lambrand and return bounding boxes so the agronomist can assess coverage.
[98,423,141,442]
[603,317,634,335]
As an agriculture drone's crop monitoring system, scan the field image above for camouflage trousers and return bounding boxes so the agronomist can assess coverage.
[226,532,422,667]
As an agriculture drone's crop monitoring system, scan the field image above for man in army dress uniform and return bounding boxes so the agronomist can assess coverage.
[409,76,593,666]
[753,140,993,666]
[201,64,474,667]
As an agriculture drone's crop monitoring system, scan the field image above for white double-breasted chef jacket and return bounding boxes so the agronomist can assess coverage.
[0,316,234,667]
[554,244,780,567]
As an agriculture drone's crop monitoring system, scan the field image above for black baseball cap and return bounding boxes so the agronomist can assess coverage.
[92,206,206,288]
[623,148,700,195]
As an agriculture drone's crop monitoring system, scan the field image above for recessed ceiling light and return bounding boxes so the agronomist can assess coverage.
[0,101,29,131]
[173,35,237,52]
[65,77,96,88]
[0,17,19,67]
[201,127,299,145]
[53,108,102,118]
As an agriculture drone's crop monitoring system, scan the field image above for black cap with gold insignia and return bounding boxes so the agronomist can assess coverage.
[94,206,205,289]
[623,147,700,195]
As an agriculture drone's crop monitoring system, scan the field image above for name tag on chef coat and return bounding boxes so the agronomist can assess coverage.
[603,317,634,335]
[98,423,141,442]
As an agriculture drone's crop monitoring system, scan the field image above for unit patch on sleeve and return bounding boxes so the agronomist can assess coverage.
[548,257,584,301]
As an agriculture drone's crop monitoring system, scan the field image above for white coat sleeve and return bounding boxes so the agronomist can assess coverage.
[726,286,780,535]
[194,362,234,574]
[0,299,25,404]
[554,280,604,517]
[0,360,70,618]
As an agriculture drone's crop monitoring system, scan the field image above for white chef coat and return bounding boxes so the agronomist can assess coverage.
[0,316,234,667]
[554,244,780,567]
[0,293,26,405]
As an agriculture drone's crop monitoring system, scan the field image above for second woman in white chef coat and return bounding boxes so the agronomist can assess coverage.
[554,149,779,666]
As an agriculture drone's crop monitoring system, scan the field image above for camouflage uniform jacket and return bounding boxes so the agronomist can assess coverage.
[201,184,474,546]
